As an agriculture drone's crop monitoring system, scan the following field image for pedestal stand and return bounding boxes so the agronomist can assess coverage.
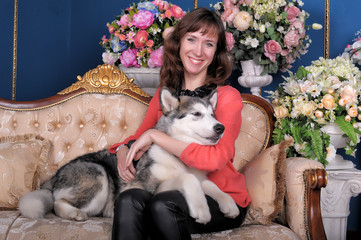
[321,167,361,240]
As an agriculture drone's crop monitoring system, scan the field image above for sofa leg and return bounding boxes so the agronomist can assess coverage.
[304,169,327,240]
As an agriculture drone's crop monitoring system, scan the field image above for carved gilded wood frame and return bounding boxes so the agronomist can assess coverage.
[11,0,331,100]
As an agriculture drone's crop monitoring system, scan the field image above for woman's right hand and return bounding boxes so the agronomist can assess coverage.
[116,146,136,182]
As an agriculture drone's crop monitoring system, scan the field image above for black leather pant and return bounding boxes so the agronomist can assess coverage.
[112,188,247,240]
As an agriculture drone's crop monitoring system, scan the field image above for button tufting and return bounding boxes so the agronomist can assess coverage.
[34,122,40,128]
[123,125,127,130]
[57,123,62,128]
[13,121,17,128]
[67,144,71,150]
[88,147,94,151]
[79,123,84,128]
[102,123,107,128]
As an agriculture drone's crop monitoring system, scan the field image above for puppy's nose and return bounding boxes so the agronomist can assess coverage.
[214,123,225,134]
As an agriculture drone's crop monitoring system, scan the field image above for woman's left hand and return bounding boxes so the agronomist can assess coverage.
[125,129,157,167]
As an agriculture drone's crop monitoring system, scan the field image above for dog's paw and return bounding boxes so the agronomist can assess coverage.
[218,195,240,218]
[188,202,211,224]
[68,210,88,221]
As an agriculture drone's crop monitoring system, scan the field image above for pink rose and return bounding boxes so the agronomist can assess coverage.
[291,19,306,38]
[132,10,154,29]
[264,40,282,62]
[284,29,300,47]
[152,0,169,11]
[170,5,185,19]
[163,27,174,39]
[119,14,131,28]
[120,48,141,67]
[225,32,235,51]
[148,46,164,68]
[285,6,300,22]
[134,30,149,48]
[221,7,240,25]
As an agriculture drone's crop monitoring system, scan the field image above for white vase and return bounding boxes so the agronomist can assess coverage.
[237,60,273,97]
[321,123,355,170]
[119,65,160,96]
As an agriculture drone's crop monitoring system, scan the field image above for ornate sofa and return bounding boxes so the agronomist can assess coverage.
[0,64,327,240]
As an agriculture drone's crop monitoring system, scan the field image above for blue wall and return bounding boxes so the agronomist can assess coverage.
[0,0,360,232]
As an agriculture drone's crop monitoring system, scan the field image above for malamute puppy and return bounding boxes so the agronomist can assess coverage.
[19,87,239,224]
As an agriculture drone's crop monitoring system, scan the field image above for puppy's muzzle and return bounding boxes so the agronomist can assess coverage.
[214,123,225,135]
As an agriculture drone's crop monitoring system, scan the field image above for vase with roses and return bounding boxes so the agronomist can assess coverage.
[213,0,311,76]
[267,57,361,166]
[342,29,361,66]
[100,0,185,68]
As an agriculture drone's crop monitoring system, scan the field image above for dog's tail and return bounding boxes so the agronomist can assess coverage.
[19,188,54,219]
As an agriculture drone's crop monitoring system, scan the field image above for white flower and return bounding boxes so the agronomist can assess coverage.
[326,145,336,163]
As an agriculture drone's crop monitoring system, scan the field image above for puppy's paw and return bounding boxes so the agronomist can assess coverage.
[190,207,212,224]
[68,210,88,221]
[188,200,212,224]
[218,195,240,218]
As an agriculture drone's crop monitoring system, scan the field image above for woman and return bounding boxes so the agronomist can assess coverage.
[109,7,250,240]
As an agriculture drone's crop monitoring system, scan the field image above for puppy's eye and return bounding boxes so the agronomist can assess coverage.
[192,112,201,117]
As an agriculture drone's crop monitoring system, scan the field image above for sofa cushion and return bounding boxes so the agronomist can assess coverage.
[0,134,51,209]
[241,139,293,225]
[7,214,112,240]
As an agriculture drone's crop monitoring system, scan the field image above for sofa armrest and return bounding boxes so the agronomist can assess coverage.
[284,157,327,240]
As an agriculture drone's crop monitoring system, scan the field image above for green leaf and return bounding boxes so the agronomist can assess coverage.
[309,130,326,164]
[295,66,310,79]
[267,27,275,35]
[335,116,358,144]
[291,122,302,144]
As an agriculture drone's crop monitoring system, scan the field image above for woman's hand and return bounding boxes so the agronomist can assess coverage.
[116,146,137,182]
[125,129,155,165]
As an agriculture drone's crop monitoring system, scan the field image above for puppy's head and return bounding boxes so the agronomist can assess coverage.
[159,87,224,145]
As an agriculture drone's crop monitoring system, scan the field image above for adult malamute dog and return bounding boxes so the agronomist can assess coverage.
[19,87,239,224]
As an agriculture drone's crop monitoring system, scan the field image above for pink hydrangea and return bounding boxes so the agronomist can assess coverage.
[119,14,131,28]
[132,10,154,30]
[120,48,141,67]
[148,46,163,68]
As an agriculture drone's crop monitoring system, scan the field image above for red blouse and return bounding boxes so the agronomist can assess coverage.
[109,85,251,207]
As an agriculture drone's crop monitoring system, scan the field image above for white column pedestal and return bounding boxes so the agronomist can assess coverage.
[321,167,361,240]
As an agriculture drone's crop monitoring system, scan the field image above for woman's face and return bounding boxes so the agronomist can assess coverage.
[179,29,218,80]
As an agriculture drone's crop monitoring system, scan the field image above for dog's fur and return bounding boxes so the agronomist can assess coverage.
[19,87,239,224]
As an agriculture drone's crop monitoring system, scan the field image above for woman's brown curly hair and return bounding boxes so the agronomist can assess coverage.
[160,7,233,91]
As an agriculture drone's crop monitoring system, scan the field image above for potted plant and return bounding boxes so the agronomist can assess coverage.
[212,0,311,96]
[268,56,361,167]
[100,0,186,95]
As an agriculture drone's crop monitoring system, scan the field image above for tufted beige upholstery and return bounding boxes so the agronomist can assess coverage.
[0,64,327,240]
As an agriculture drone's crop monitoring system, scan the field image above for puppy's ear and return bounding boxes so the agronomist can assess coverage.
[160,87,179,115]
[206,89,218,110]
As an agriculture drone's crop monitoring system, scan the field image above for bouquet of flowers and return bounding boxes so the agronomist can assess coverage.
[268,57,361,165]
[212,0,311,75]
[100,0,185,68]
[342,29,361,66]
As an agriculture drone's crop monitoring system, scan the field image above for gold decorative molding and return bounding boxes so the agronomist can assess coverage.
[58,64,150,98]
[12,0,18,100]
[194,0,198,9]
[324,0,330,59]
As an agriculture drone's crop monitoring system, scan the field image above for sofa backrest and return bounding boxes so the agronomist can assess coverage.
[0,64,274,181]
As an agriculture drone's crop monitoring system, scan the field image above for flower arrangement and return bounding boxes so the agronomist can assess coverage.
[268,57,361,166]
[342,29,361,66]
[100,1,186,68]
[212,0,311,75]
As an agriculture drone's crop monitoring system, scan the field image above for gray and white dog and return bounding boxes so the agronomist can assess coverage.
[19,87,239,224]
